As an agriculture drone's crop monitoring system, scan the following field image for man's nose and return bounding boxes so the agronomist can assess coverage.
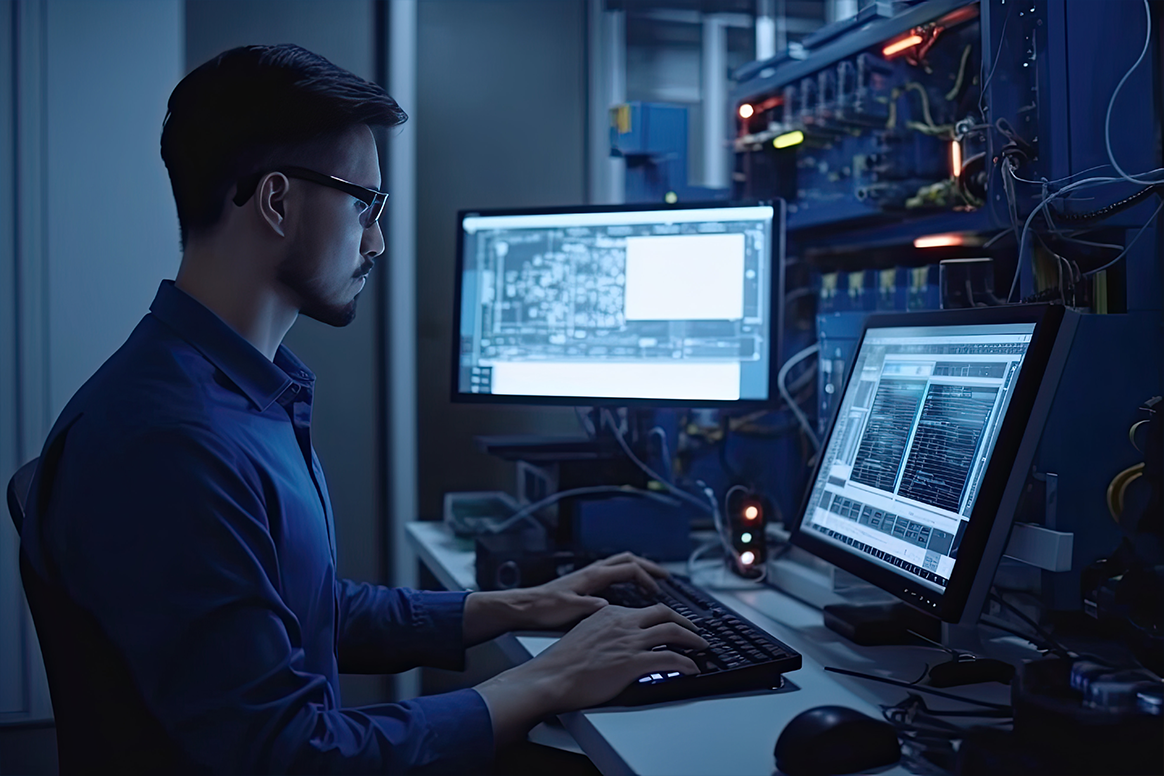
[363,220,385,259]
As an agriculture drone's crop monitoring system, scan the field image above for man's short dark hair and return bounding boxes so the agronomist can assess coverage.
[161,44,406,249]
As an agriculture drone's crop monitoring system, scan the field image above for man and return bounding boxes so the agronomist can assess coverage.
[20,44,705,773]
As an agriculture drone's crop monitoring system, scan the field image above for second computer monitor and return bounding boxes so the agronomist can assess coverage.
[453,201,783,406]
[790,304,1077,625]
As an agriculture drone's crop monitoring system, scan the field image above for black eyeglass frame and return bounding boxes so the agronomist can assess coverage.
[232,165,389,228]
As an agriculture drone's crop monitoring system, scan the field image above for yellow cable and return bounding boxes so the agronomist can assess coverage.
[1107,463,1145,523]
[945,45,973,101]
[904,82,937,128]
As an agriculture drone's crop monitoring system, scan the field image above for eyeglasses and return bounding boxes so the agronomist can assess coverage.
[232,165,389,229]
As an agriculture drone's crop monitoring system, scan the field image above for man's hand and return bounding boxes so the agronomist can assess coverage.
[474,602,708,746]
[525,551,670,628]
[462,552,669,644]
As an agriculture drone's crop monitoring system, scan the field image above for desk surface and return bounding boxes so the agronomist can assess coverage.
[406,522,1018,776]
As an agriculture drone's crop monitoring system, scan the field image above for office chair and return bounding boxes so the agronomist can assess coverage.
[7,456,194,775]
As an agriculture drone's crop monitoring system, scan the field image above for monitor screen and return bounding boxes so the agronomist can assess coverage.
[790,304,1075,624]
[452,201,783,405]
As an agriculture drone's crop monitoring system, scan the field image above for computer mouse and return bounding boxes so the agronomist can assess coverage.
[774,705,901,776]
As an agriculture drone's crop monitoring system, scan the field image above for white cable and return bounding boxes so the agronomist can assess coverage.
[487,484,678,535]
[601,409,713,514]
[1105,0,1164,186]
[978,5,1011,120]
[687,539,721,579]
[1009,174,1132,301]
[1053,235,1124,251]
[778,342,821,451]
[1006,162,1113,189]
[1006,169,1164,300]
[695,480,725,540]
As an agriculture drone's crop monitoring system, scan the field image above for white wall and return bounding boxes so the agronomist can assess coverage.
[0,0,183,724]
[44,0,185,417]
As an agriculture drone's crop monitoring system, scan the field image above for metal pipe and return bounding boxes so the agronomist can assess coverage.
[387,0,419,700]
[702,14,728,188]
[756,0,777,61]
[589,1,625,204]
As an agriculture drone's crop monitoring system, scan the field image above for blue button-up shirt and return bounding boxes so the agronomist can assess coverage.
[21,280,494,773]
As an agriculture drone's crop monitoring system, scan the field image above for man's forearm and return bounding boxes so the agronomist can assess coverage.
[462,589,538,646]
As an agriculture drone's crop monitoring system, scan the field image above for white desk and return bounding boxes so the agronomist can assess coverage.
[406,522,1017,776]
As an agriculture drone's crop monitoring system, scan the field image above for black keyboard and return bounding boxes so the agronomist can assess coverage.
[599,574,802,706]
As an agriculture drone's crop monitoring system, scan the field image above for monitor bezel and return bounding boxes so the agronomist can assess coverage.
[450,199,785,408]
[788,303,1069,624]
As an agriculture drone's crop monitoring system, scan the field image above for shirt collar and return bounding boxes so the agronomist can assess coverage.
[149,280,314,412]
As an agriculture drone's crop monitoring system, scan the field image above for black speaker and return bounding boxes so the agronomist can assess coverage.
[474,530,592,591]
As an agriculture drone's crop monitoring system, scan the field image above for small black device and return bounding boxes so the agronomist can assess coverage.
[598,574,801,706]
[774,705,901,776]
[474,529,592,591]
[725,490,768,578]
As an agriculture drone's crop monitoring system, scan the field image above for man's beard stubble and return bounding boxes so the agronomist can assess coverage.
[276,246,360,328]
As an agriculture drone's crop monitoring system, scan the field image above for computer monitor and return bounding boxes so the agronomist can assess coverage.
[452,201,784,406]
[789,304,1078,628]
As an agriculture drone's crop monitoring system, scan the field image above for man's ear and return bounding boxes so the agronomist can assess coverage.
[256,172,290,238]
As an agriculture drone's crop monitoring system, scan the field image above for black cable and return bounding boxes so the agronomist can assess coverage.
[887,694,1013,723]
[823,667,1012,711]
[988,590,1073,658]
[1051,183,1164,222]
[979,616,1046,645]
[716,414,741,482]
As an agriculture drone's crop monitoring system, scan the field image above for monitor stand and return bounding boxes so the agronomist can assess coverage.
[824,601,1016,687]
[822,601,942,646]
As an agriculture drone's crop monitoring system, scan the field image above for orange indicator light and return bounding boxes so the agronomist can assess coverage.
[883,34,923,58]
[914,233,965,249]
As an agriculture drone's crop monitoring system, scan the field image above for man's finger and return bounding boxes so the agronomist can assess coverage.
[636,602,702,634]
[598,552,669,579]
[586,560,660,594]
[639,621,708,651]
[597,551,636,567]
[628,554,669,579]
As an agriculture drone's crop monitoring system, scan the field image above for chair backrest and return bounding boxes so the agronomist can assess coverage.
[9,454,193,774]
[6,458,37,537]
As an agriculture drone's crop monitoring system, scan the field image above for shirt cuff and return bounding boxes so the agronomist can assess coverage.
[411,590,471,671]
[410,687,495,773]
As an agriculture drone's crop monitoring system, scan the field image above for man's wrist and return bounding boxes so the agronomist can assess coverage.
[475,658,564,746]
[463,588,539,646]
